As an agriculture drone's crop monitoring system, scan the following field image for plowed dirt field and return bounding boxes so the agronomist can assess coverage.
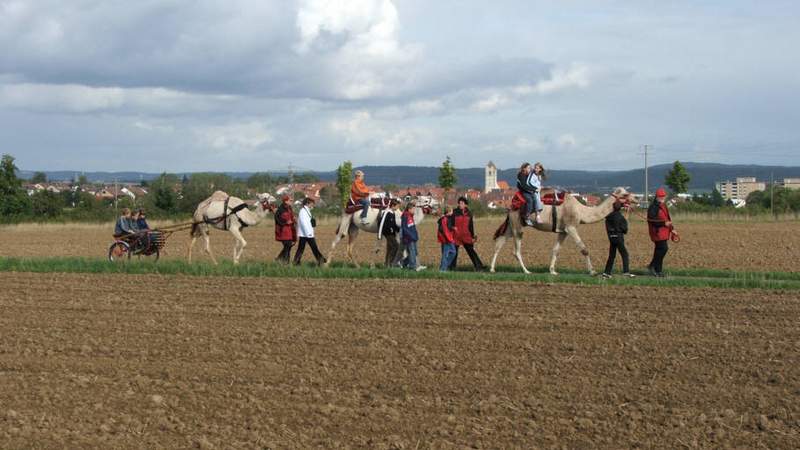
[1,272,798,448]
[0,219,797,272]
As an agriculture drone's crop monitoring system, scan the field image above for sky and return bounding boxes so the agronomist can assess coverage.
[1,0,798,173]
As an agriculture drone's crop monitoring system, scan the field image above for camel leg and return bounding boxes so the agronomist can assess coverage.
[325,216,351,268]
[565,225,595,275]
[490,216,513,273]
[187,235,197,263]
[512,229,531,275]
[549,232,568,275]
[202,228,218,265]
[230,226,246,265]
[489,235,506,273]
[347,225,360,268]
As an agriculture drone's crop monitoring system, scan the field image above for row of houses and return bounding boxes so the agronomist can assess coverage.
[23,182,149,201]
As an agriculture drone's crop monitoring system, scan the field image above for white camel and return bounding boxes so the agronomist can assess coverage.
[489,187,637,275]
[187,191,276,265]
[325,196,436,268]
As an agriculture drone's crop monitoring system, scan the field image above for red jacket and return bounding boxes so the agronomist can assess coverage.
[274,204,297,242]
[437,215,456,244]
[647,202,671,242]
[452,207,476,245]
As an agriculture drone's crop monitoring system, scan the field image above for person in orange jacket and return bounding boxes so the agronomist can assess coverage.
[351,170,371,224]
[647,187,675,277]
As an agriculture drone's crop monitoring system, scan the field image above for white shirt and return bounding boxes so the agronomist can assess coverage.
[297,206,314,238]
[528,172,542,190]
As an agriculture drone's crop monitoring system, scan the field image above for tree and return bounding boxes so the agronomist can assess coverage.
[77,174,89,186]
[0,154,31,217]
[438,156,457,192]
[30,190,63,217]
[664,160,691,194]
[336,161,353,208]
[246,172,274,191]
[710,188,724,207]
[151,173,178,213]
[31,171,47,183]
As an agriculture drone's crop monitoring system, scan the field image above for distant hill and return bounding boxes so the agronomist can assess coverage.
[19,162,800,193]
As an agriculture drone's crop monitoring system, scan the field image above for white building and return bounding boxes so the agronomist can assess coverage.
[715,177,766,201]
[484,161,499,193]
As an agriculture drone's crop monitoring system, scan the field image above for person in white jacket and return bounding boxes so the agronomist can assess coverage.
[293,197,326,266]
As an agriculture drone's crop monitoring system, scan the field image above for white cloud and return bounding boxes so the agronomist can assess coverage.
[514,63,591,95]
[0,82,237,114]
[557,133,578,148]
[196,121,273,151]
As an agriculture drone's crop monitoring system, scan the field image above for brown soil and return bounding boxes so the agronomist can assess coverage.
[1,272,798,448]
[0,219,796,273]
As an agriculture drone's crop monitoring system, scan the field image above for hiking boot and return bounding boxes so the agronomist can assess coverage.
[524,218,534,227]
[622,272,636,278]
[600,273,612,279]
[648,265,657,277]
[360,218,369,225]
[534,214,542,224]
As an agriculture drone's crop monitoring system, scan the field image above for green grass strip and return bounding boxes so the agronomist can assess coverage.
[0,256,798,291]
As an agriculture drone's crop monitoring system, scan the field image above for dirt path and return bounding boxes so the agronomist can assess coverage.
[1,272,798,448]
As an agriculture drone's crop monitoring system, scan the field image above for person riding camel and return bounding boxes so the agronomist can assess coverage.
[516,162,544,226]
[351,170,371,225]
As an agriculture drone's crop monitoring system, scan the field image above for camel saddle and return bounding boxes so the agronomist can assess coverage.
[345,196,393,215]
[510,189,567,211]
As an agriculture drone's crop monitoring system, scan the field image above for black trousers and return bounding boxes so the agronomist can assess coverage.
[603,236,630,274]
[293,237,324,264]
[449,244,485,270]
[649,240,669,274]
[385,235,401,267]
[276,241,294,263]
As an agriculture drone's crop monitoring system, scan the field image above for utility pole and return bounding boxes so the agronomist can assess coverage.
[114,178,118,214]
[642,144,651,208]
[770,172,775,219]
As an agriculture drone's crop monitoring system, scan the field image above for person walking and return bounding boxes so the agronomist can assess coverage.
[601,200,634,278]
[437,206,457,271]
[450,196,485,271]
[274,195,297,263]
[400,202,426,271]
[293,197,326,266]
[380,199,402,267]
[647,188,674,277]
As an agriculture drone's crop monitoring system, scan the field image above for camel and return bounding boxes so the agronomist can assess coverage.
[325,195,437,268]
[489,187,637,275]
[187,190,276,265]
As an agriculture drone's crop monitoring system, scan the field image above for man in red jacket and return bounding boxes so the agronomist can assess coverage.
[274,195,297,263]
[647,188,674,277]
[437,206,457,272]
[450,196,485,271]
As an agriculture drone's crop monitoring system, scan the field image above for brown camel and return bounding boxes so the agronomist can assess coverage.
[489,187,637,275]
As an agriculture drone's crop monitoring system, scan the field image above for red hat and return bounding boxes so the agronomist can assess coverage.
[655,188,667,198]
[281,195,291,202]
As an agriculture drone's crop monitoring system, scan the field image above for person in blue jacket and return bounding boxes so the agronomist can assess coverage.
[400,202,426,271]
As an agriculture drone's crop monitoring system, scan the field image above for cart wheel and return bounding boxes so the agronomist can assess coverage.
[108,241,131,262]
[137,247,160,262]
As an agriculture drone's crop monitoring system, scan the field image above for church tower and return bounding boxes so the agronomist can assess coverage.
[484,161,499,193]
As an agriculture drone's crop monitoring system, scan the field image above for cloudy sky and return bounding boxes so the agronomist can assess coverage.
[1,0,798,172]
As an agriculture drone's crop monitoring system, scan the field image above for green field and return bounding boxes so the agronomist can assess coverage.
[1,257,798,291]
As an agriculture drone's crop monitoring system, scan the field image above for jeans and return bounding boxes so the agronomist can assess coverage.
[449,244,485,270]
[533,191,543,212]
[359,198,370,219]
[603,236,630,274]
[439,243,456,271]
[522,192,535,218]
[649,240,669,274]
[293,237,324,265]
[402,241,418,269]
[276,241,294,263]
